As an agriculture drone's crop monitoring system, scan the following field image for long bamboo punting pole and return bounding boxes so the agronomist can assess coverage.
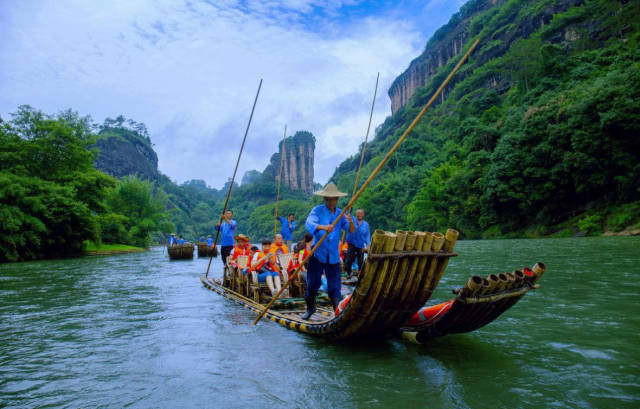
[206,79,263,277]
[274,124,287,238]
[341,72,380,245]
[253,39,481,325]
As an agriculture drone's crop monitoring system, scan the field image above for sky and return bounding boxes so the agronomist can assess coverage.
[0,0,465,189]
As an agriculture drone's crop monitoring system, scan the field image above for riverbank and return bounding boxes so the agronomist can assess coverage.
[84,243,146,256]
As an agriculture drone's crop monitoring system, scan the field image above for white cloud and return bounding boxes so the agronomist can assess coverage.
[0,0,458,188]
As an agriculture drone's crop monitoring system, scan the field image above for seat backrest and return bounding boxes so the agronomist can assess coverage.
[278,253,292,269]
[237,255,249,269]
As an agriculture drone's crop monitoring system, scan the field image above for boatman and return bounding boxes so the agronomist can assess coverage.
[344,209,370,278]
[303,183,355,320]
[215,209,237,267]
[276,211,295,249]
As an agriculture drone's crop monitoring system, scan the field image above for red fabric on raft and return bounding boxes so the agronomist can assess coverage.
[406,300,454,326]
[335,294,352,316]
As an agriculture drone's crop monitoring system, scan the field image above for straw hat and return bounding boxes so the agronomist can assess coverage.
[313,182,347,198]
[234,234,250,242]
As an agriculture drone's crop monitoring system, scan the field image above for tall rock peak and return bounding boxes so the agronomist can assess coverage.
[277,130,315,194]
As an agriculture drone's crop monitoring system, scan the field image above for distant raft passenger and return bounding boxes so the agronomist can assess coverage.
[215,210,237,266]
[206,235,213,247]
[303,183,355,320]
[344,209,370,278]
[178,235,186,245]
[276,211,295,249]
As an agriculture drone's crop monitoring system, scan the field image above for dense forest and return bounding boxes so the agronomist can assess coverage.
[2,0,639,262]
[331,0,640,238]
[0,107,173,261]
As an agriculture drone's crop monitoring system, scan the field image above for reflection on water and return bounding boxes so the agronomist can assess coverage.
[1,237,639,408]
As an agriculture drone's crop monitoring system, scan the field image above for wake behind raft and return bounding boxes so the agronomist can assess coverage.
[200,228,547,343]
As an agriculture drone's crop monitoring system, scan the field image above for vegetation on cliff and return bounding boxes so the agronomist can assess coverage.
[331,0,640,238]
[0,107,173,261]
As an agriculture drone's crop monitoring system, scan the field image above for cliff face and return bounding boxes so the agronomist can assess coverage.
[269,131,315,194]
[94,128,159,180]
[388,0,584,113]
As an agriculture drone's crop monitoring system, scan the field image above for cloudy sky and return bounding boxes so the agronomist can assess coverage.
[0,0,464,188]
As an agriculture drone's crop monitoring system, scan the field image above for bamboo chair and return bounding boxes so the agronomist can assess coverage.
[234,255,250,296]
[276,253,292,297]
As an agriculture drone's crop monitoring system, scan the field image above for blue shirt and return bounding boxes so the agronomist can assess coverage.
[168,235,175,245]
[206,237,213,246]
[178,238,185,244]
[346,219,370,249]
[215,219,237,246]
[305,205,351,265]
[278,216,295,241]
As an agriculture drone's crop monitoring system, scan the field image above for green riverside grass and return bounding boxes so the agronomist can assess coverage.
[84,242,146,256]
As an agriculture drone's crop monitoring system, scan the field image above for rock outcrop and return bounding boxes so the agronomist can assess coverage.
[388,0,584,113]
[269,131,315,194]
[94,128,159,180]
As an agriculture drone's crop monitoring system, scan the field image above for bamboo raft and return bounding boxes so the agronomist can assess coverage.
[399,262,546,343]
[197,242,215,257]
[202,228,463,340]
[168,243,195,259]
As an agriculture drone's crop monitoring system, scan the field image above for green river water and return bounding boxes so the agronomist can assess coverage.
[1,237,638,408]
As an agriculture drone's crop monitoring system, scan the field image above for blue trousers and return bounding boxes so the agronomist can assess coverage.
[306,255,341,300]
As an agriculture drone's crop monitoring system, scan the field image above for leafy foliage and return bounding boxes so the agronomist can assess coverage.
[330,0,640,238]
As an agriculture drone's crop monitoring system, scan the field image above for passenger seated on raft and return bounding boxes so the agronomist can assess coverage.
[289,233,313,282]
[251,239,282,296]
[178,235,186,245]
[269,234,289,255]
[206,235,213,247]
[229,234,251,270]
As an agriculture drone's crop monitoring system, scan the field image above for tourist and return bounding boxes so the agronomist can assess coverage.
[288,233,313,283]
[206,235,213,247]
[178,235,185,245]
[230,234,251,270]
[251,239,282,296]
[269,233,289,255]
[276,211,295,249]
[344,209,370,278]
[302,183,355,320]
[215,210,236,266]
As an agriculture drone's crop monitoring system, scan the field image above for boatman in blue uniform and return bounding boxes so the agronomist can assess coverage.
[344,209,370,278]
[303,183,355,320]
[215,210,237,267]
[276,211,295,249]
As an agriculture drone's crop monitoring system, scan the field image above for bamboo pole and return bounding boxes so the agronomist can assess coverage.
[341,72,379,244]
[206,79,263,277]
[253,38,481,325]
[274,124,287,238]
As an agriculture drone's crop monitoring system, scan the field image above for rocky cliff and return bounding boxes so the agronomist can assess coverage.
[388,0,584,113]
[94,128,159,180]
[266,131,316,194]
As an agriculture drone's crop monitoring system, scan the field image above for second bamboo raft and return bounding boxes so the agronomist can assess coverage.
[168,244,195,259]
